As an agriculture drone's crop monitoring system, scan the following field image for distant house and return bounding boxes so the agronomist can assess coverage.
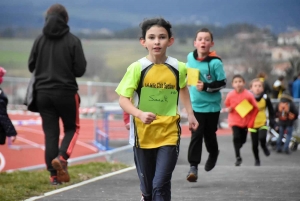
[277,31,300,45]
[235,32,257,41]
[271,61,291,75]
[270,46,300,61]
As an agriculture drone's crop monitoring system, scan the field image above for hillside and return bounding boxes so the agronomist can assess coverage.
[0,0,299,34]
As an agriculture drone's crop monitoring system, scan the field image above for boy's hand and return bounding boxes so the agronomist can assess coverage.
[221,107,232,113]
[196,81,204,91]
[220,107,232,113]
[288,112,295,120]
[138,112,156,124]
[10,136,16,143]
[125,123,130,130]
[188,114,199,131]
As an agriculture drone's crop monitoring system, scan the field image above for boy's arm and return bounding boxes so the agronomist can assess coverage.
[224,92,231,108]
[247,94,259,128]
[203,80,226,92]
[274,103,279,117]
[179,86,198,131]
[266,96,276,128]
[119,96,156,124]
[203,61,226,92]
[290,102,299,119]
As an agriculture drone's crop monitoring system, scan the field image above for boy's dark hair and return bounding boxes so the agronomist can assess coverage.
[139,18,172,39]
[232,74,245,82]
[195,28,213,41]
[46,4,69,23]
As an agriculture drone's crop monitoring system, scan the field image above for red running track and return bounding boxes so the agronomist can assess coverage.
[0,113,231,172]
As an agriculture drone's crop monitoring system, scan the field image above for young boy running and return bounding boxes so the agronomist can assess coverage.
[224,75,258,166]
[115,18,198,201]
[249,78,276,166]
[186,28,226,182]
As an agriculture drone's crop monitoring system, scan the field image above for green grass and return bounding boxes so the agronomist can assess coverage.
[0,38,235,81]
[0,162,128,201]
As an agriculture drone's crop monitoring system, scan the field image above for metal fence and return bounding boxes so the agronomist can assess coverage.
[3,77,300,137]
[2,77,119,108]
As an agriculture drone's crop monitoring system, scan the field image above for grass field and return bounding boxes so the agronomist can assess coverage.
[0,162,128,201]
[0,38,234,81]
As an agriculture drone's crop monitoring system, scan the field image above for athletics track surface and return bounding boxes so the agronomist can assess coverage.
[0,112,231,172]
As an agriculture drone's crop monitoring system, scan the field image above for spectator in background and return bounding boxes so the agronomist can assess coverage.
[274,93,298,154]
[272,75,285,99]
[292,73,300,99]
[0,67,17,145]
[289,76,297,97]
[257,72,271,96]
[28,4,86,185]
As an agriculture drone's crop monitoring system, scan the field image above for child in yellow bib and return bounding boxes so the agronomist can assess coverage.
[249,78,276,166]
[115,17,198,201]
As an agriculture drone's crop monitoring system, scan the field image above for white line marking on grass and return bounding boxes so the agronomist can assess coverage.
[24,166,136,201]
[0,152,5,172]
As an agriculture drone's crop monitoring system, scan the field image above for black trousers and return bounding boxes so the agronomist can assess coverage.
[134,146,179,201]
[250,129,267,161]
[232,126,248,158]
[36,91,80,176]
[188,111,220,167]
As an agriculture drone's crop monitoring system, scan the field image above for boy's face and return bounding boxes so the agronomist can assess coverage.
[232,77,245,91]
[140,25,174,57]
[251,81,263,95]
[194,32,214,56]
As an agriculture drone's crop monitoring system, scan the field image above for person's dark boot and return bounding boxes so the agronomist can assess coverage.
[255,160,261,166]
[235,157,242,166]
[263,147,270,156]
[205,150,220,172]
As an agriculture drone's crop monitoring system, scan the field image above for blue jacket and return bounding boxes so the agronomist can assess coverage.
[187,50,226,113]
[292,79,300,98]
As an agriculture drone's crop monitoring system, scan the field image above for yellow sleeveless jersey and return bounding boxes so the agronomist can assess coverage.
[253,95,267,128]
[115,57,187,148]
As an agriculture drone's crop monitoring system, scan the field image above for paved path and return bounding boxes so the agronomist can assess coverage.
[28,135,300,201]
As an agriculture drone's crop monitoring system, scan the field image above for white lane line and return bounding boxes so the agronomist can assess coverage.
[15,127,44,134]
[0,152,6,172]
[75,140,98,152]
[14,136,45,150]
[16,127,98,152]
[24,166,136,201]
